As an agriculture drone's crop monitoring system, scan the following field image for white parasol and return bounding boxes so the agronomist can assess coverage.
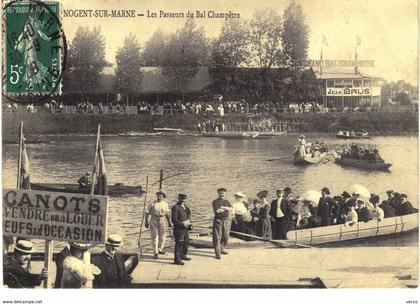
[350,184,370,198]
[301,190,322,207]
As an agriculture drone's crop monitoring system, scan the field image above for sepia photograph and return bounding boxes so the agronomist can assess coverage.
[1,0,419,302]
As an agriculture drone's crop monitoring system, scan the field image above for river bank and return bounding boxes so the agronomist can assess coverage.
[2,111,418,137]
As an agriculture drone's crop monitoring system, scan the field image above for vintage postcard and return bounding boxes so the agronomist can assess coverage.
[1,0,419,302]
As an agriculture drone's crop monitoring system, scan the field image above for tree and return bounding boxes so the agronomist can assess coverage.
[210,19,250,98]
[249,8,283,70]
[115,33,143,96]
[159,19,209,90]
[143,30,168,66]
[281,2,309,72]
[64,26,109,95]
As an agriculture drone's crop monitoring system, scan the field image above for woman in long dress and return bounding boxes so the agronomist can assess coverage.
[255,191,272,240]
[296,135,306,158]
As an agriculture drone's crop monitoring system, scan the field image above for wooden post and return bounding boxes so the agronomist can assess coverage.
[16,122,23,189]
[159,170,163,190]
[137,176,149,255]
[91,125,101,195]
[43,240,53,288]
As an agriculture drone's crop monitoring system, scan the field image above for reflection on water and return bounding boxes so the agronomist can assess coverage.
[2,134,418,251]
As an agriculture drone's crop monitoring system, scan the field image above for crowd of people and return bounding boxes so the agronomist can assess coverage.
[340,143,384,162]
[2,187,417,289]
[3,234,136,289]
[229,188,415,241]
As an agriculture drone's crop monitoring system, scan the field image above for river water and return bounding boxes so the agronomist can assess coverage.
[2,133,418,252]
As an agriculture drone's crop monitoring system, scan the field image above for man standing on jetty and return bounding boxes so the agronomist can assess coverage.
[171,194,192,265]
[212,188,233,259]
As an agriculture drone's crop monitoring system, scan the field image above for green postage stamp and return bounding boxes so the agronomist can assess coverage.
[2,0,66,97]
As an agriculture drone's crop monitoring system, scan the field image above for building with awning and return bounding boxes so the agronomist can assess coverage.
[313,67,383,109]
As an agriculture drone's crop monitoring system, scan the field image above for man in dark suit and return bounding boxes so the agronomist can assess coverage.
[3,240,48,288]
[269,189,290,239]
[91,234,130,288]
[318,187,334,226]
[171,194,192,265]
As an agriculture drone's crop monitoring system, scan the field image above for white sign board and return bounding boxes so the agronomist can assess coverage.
[2,189,108,244]
[326,87,381,97]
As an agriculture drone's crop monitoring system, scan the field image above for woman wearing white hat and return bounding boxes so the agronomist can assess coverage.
[231,192,248,234]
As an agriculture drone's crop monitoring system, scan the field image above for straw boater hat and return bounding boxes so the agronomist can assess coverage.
[299,135,305,138]
[105,234,123,247]
[14,240,34,254]
[156,190,167,198]
[234,191,245,198]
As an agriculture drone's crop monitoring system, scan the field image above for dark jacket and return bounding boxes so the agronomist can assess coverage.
[318,196,334,226]
[380,203,396,218]
[54,246,72,288]
[171,203,191,229]
[269,197,289,218]
[91,251,130,288]
[3,257,43,288]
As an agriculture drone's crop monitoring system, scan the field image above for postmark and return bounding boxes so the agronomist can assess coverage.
[2,0,67,101]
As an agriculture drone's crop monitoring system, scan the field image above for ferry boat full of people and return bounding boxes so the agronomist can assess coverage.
[336,130,370,139]
[334,144,392,170]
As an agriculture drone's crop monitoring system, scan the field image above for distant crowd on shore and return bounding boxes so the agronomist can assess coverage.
[4,99,386,116]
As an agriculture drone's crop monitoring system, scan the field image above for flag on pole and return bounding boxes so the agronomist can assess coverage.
[20,137,31,190]
[94,137,108,196]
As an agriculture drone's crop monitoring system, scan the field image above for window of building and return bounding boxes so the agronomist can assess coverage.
[343,80,352,87]
[353,80,362,87]
[363,79,371,86]
[326,80,334,87]
[372,80,378,87]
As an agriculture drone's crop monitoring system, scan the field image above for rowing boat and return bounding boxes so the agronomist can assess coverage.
[201,131,284,139]
[30,182,145,196]
[286,213,418,246]
[293,152,327,165]
[153,128,183,133]
[118,132,162,137]
[333,152,392,170]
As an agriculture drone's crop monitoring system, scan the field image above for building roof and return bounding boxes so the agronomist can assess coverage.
[312,67,382,80]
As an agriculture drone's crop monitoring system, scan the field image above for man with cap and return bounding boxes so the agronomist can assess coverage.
[3,240,48,288]
[212,188,233,259]
[92,234,131,288]
[269,189,290,239]
[396,194,415,216]
[145,190,172,259]
[171,194,192,265]
[77,171,91,188]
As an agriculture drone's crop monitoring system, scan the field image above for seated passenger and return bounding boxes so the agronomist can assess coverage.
[297,200,312,229]
[368,194,384,221]
[77,172,91,188]
[355,200,370,223]
[344,203,358,226]
[397,194,415,215]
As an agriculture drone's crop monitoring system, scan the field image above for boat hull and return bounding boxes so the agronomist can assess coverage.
[201,132,282,139]
[30,182,145,196]
[293,153,327,165]
[286,213,418,245]
[335,158,392,170]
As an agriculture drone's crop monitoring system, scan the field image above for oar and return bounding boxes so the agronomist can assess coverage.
[265,156,291,162]
[151,169,193,186]
[137,176,149,255]
[193,225,312,248]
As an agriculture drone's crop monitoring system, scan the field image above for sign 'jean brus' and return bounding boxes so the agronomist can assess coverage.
[2,188,108,244]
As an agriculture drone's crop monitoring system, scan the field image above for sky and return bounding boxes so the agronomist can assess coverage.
[60,0,418,84]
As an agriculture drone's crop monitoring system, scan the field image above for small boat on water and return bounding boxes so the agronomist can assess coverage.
[286,213,418,246]
[336,130,371,139]
[119,131,162,137]
[293,152,327,165]
[153,127,183,133]
[30,182,145,196]
[202,131,285,139]
[333,151,392,171]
